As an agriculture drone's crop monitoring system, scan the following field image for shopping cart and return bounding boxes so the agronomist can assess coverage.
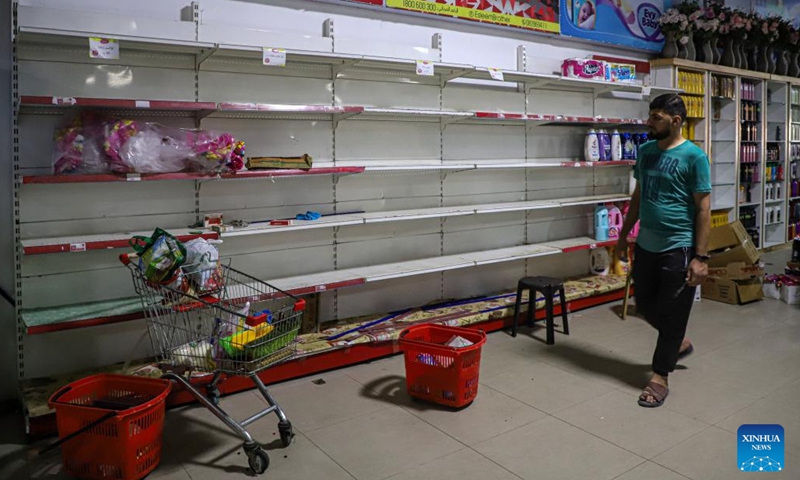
[120,253,306,475]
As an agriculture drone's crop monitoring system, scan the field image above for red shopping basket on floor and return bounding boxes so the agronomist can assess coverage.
[48,374,172,480]
[399,324,487,408]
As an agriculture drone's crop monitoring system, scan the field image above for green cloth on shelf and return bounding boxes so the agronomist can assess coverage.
[21,297,143,328]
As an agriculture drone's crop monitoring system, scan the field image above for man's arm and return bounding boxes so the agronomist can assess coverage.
[619,184,641,240]
[693,192,711,256]
[686,192,711,286]
[615,184,640,260]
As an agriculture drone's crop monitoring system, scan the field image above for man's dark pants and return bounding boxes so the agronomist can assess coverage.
[632,244,696,377]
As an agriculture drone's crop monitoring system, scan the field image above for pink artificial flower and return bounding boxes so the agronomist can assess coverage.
[705,7,715,19]
[680,35,689,44]
[690,11,701,21]
[719,12,726,21]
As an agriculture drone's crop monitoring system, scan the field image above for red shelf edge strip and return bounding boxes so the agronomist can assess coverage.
[25,287,628,439]
[23,233,219,255]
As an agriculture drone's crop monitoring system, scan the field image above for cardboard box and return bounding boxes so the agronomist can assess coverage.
[763,282,781,300]
[701,277,763,305]
[707,262,765,281]
[707,221,760,267]
[781,284,800,305]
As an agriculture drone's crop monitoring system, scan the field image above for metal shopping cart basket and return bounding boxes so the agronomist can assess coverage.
[120,252,306,474]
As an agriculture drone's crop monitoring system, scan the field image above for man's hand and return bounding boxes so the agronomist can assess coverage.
[615,237,629,261]
[686,258,708,286]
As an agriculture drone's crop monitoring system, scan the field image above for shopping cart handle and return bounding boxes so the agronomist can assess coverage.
[293,299,306,312]
[119,253,138,265]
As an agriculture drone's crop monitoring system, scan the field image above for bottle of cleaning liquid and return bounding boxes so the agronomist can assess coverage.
[590,247,610,276]
[607,204,623,239]
[585,129,600,162]
[611,130,622,161]
[594,205,609,241]
[612,247,630,276]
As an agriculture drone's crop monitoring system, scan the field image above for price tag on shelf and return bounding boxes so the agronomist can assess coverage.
[126,173,141,182]
[416,60,434,77]
[262,47,287,67]
[89,37,119,59]
[488,68,504,82]
[70,243,87,253]
[134,100,151,108]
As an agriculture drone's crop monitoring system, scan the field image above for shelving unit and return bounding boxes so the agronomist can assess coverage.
[739,78,764,248]
[710,73,737,214]
[764,81,789,248]
[677,68,708,154]
[651,58,800,249]
[790,85,800,241]
[6,2,646,406]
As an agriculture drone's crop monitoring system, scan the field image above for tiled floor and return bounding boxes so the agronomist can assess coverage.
[3,264,800,479]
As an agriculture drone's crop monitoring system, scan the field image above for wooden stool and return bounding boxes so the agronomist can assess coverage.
[511,276,569,345]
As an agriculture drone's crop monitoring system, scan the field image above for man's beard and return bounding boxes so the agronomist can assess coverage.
[648,128,669,140]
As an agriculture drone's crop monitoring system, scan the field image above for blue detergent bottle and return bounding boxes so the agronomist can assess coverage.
[594,205,609,241]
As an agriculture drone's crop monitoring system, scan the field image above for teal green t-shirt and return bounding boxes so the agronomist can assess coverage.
[634,140,711,253]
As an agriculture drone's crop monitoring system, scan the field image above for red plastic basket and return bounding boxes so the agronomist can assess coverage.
[48,374,172,480]
[399,324,487,408]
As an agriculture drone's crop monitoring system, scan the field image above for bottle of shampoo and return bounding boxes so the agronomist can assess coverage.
[585,129,600,162]
[601,130,612,161]
[596,129,607,161]
[611,130,622,161]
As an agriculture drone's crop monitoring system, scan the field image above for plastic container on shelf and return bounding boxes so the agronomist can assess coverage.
[399,324,487,408]
[594,205,609,241]
[48,374,172,480]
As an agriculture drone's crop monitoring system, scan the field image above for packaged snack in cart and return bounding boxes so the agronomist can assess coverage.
[130,228,187,284]
[183,238,224,294]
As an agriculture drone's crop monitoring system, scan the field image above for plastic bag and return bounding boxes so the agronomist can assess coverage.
[183,238,224,293]
[52,115,246,174]
[212,302,250,361]
[172,339,216,370]
[445,335,474,348]
[130,228,187,284]
[117,125,192,173]
[52,114,110,174]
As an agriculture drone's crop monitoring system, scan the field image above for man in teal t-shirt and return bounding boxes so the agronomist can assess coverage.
[617,94,711,408]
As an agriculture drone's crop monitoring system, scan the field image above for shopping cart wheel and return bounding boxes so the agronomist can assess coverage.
[206,385,221,406]
[245,446,269,474]
[278,420,294,447]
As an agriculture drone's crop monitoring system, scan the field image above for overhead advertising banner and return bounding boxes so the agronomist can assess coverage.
[385,0,560,34]
[560,0,672,51]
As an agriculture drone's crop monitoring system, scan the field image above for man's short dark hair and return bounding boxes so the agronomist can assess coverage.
[649,94,687,124]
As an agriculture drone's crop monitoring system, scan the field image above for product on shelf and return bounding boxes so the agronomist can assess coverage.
[711,76,736,99]
[52,114,246,174]
[607,63,636,83]
[585,129,600,162]
[561,58,606,80]
[246,154,313,171]
[594,205,609,241]
[677,71,704,95]
[611,130,622,161]
[681,95,704,118]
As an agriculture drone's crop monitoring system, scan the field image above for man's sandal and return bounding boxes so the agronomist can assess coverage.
[638,382,669,408]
